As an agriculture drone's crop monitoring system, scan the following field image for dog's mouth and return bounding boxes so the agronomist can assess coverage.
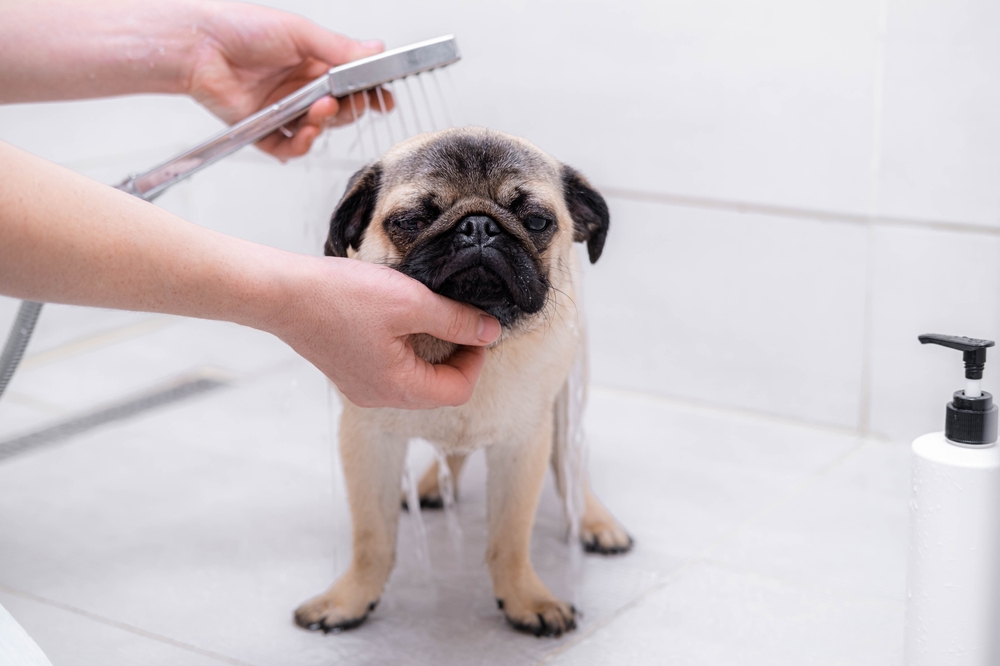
[437,263,520,325]
[397,238,549,327]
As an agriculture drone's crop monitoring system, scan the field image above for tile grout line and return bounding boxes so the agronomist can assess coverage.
[599,186,1000,238]
[534,437,871,664]
[699,556,905,607]
[856,0,891,437]
[18,315,179,371]
[0,371,233,461]
[590,383,895,444]
[0,584,260,666]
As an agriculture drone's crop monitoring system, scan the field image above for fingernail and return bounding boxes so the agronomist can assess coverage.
[360,39,384,51]
[478,315,501,343]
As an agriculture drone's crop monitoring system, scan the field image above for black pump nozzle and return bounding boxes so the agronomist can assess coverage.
[918,334,994,380]
[919,333,997,445]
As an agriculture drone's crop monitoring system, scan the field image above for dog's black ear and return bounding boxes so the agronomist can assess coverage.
[561,166,610,264]
[325,163,383,257]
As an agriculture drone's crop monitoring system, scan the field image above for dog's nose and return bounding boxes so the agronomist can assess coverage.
[457,215,502,244]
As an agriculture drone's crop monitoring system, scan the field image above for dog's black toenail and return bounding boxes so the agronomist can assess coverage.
[496,598,504,610]
[582,533,635,556]
[368,599,379,612]
[419,495,444,510]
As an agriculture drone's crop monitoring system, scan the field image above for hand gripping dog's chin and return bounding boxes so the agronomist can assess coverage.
[323,127,608,332]
[300,128,630,638]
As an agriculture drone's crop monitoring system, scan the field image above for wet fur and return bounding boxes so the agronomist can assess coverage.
[294,127,631,637]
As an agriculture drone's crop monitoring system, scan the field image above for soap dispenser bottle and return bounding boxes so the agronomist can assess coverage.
[905,334,1000,666]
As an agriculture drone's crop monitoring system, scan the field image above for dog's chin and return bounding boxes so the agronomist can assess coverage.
[436,265,527,328]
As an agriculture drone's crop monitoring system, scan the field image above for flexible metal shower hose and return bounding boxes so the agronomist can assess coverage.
[0,301,43,401]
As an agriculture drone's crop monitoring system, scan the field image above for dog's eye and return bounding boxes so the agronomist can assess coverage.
[525,216,550,232]
[389,213,426,233]
[395,218,422,231]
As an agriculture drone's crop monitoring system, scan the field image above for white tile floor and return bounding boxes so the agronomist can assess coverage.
[0,305,909,665]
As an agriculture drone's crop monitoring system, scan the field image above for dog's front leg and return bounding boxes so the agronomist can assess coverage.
[486,414,577,637]
[294,412,407,633]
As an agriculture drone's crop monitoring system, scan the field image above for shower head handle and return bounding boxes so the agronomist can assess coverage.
[115,35,460,201]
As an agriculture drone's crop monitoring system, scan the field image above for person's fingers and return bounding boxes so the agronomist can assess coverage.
[304,95,339,126]
[404,346,487,408]
[255,94,338,159]
[377,88,396,113]
[325,91,370,127]
[254,124,317,160]
[400,291,501,346]
[287,124,320,156]
[291,18,383,67]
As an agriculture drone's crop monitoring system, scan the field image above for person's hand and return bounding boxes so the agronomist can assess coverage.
[189,2,390,160]
[0,141,497,411]
[265,256,502,409]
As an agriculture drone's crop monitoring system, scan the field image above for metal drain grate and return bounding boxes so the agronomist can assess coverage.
[0,374,229,462]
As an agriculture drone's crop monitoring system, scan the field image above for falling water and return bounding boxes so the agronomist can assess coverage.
[349,92,366,157]
[429,70,454,128]
[403,77,426,134]
[435,449,464,562]
[558,257,591,600]
[402,460,432,577]
[416,73,439,130]
[386,82,410,139]
[326,382,349,575]
[362,90,381,156]
[312,62,474,585]
[441,67,466,123]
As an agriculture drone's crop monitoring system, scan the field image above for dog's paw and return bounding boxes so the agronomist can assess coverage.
[400,492,444,511]
[399,458,453,511]
[496,596,577,637]
[580,504,633,555]
[294,591,378,634]
[493,569,578,637]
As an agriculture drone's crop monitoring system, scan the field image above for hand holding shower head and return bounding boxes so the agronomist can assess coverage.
[115,35,460,202]
[0,36,460,406]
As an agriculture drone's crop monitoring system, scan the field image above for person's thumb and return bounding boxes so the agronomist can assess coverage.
[405,292,502,346]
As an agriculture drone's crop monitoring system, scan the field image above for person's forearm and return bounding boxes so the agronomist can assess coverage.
[0,139,501,409]
[0,140,285,329]
[0,0,206,103]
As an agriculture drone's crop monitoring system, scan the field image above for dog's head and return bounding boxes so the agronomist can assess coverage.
[325,127,609,333]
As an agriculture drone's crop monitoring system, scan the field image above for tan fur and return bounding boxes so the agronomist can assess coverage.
[294,128,629,637]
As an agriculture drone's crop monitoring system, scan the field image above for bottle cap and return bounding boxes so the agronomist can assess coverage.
[919,334,998,445]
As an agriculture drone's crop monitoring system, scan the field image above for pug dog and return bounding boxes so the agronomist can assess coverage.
[294,127,631,637]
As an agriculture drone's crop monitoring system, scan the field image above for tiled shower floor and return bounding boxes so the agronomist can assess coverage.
[0,303,909,665]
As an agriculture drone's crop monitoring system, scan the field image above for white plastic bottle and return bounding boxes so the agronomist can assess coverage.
[905,334,1000,666]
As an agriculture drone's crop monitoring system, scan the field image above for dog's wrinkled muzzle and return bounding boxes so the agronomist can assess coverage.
[397,214,548,326]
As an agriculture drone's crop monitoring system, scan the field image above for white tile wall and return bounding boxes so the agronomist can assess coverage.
[260,0,881,215]
[0,95,219,167]
[584,196,868,428]
[2,0,997,442]
[878,0,1000,227]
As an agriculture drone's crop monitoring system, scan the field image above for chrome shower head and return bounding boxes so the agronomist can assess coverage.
[116,35,460,201]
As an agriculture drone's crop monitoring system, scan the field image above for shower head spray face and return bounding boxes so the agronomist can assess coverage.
[115,36,460,201]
